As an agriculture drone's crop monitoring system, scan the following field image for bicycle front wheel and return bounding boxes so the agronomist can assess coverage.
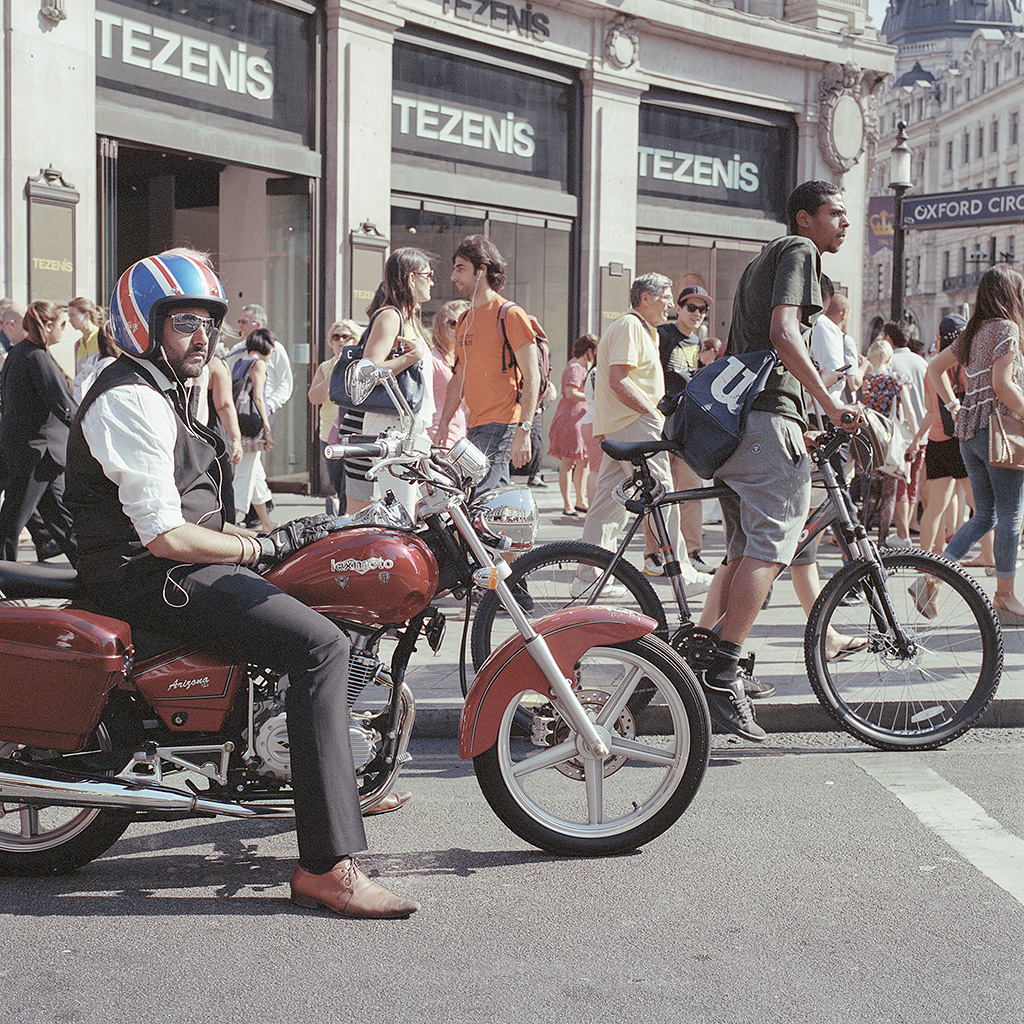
[470,540,667,673]
[805,551,1002,750]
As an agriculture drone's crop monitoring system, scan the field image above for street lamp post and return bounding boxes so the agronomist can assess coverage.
[889,121,913,323]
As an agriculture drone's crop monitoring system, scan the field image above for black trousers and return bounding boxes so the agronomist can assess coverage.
[92,562,367,868]
[0,451,76,562]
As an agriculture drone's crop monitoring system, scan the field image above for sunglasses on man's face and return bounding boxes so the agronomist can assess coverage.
[331,332,355,342]
[169,313,219,338]
[681,303,708,315]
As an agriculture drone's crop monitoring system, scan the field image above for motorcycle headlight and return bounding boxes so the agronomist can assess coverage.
[471,486,538,551]
[442,437,490,487]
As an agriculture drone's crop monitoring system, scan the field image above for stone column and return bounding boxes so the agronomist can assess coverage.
[3,0,96,324]
[324,1,403,323]
[578,66,648,335]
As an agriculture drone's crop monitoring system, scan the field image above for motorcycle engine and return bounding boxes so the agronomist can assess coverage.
[246,651,384,783]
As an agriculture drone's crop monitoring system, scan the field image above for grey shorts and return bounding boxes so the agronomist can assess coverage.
[716,410,811,566]
[467,421,517,497]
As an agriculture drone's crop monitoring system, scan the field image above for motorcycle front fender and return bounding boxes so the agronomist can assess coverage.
[458,607,657,759]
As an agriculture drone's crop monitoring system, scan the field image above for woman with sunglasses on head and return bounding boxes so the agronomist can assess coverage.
[308,318,360,513]
[342,247,436,516]
[429,299,469,448]
[0,301,78,561]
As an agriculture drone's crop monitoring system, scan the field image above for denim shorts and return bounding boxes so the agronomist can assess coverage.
[716,411,812,566]
[467,422,517,496]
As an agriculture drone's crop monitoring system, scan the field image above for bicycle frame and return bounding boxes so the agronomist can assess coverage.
[581,430,916,652]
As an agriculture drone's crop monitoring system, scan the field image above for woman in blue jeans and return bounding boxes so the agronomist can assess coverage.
[928,265,1024,624]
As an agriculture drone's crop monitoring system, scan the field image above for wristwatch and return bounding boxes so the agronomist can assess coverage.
[518,419,533,433]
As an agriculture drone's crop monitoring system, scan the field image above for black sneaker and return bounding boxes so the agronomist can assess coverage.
[741,666,775,700]
[511,580,534,613]
[696,668,767,742]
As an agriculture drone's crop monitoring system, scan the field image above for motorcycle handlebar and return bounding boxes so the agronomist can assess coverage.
[324,442,387,461]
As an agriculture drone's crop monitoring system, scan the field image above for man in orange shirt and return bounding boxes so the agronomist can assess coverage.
[434,235,540,496]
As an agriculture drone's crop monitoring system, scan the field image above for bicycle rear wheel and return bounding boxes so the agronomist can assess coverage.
[470,540,667,673]
[805,551,1002,750]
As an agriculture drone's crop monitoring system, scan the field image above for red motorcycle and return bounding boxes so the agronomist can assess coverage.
[0,361,710,873]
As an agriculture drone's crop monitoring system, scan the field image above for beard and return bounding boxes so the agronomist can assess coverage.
[166,349,206,380]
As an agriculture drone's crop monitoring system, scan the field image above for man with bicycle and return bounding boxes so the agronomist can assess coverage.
[696,181,863,742]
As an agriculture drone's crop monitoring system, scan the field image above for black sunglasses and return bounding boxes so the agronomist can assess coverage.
[446,318,459,328]
[681,303,708,315]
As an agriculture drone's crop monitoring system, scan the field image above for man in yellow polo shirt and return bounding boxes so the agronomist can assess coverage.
[577,273,711,593]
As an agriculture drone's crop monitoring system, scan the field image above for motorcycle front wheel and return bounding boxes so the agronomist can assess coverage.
[473,635,710,856]
[0,699,137,876]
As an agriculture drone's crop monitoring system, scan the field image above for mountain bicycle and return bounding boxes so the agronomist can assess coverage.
[471,427,1003,751]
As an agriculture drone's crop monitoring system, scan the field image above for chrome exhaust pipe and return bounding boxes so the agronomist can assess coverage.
[0,757,264,818]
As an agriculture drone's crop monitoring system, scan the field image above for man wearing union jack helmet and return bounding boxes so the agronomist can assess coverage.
[65,252,418,919]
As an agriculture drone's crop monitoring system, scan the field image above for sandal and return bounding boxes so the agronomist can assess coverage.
[909,577,938,619]
[575,505,589,514]
[825,635,869,661]
[563,508,578,517]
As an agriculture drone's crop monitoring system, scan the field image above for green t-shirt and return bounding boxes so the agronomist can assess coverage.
[727,235,823,425]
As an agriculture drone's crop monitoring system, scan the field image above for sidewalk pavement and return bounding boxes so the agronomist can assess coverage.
[266,479,1024,741]
[32,482,1015,740]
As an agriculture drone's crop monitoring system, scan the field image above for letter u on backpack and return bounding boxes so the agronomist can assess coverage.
[662,349,777,479]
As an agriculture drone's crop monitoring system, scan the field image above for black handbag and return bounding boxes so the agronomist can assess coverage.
[232,360,266,438]
[330,307,425,415]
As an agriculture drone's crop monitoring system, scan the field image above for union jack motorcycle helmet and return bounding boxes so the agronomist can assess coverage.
[109,253,228,361]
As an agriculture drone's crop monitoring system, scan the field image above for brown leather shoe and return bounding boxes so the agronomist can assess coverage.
[290,859,419,919]
[363,791,412,816]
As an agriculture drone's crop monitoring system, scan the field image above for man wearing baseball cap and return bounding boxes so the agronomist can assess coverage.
[656,283,714,573]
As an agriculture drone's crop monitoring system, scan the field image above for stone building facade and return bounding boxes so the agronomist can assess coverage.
[862,0,1024,350]
[2,0,891,489]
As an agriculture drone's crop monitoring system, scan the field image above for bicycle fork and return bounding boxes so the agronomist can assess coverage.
[812,448,916,654]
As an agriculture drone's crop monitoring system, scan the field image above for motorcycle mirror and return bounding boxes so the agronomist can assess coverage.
[346,358,387,406]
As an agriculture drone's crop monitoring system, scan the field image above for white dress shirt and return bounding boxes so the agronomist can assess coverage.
[79,358,204,545]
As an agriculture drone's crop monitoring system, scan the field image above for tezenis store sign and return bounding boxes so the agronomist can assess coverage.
[95,0,312,141]
[392,42,571,188]
[639,100,794,220]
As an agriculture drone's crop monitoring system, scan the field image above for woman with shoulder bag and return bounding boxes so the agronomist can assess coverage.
[232,328,277,534]
[928,266,1024,623]
[905,314,994,565]
[343,247,435,516]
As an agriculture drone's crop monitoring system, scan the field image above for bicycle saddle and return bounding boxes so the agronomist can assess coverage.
[0,560,78,600]
[601,438,679,463]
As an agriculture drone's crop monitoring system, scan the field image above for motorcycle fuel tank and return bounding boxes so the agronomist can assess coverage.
[264,527,439,625]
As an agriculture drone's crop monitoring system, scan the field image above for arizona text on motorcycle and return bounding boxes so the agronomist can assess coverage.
[0,254,711,914]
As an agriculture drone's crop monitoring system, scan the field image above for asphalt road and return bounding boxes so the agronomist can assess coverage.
[1,729,1021,1024]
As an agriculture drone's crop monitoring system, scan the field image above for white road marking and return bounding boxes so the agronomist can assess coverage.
[856,754,1024,906]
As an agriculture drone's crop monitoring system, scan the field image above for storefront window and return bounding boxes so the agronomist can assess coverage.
[637,235,762,341]
[104,143,312,487]
[391,204,571,352]
[391,202,573,458]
